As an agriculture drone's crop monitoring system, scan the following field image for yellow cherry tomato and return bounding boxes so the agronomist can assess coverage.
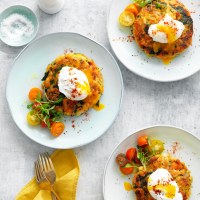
[27,111,40,126]
[119,11,135,26]
[149,139,165,154]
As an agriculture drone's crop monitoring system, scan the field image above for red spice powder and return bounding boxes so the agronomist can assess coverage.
[171,141,182,154]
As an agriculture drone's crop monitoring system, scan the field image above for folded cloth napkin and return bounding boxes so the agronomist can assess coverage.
[16,149,80,200]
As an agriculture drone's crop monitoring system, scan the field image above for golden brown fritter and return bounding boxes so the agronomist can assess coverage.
[133,0,193,63]
[42,53,104,116]
[132,155,192,200]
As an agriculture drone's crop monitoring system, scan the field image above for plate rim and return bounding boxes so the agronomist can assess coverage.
[6,31,124,149]
[107,0,199,82]
[103,124,200,199]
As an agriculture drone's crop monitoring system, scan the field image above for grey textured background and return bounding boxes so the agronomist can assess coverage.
[0,0,200,199]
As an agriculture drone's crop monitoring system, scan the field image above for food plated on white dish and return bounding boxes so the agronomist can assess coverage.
[103,126,200,200]
[107,0,200,81]
[6,32,123,148]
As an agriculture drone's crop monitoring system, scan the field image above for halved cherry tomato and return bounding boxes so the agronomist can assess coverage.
[126,148,136,161]
[137,136,148,147]
[116,153,129,167]
[27,111,40,126]
[50,122,65,137]
[32,102,41,111]
[40,121,47,128]
[119,11,135,26]
[149,139,164,154]
[28,88,42,102]
[120,163,134,175]
[125,4,139,17]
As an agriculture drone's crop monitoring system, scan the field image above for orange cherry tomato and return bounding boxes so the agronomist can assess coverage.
[28,88,42,102]
[125,4,139,17]
[120,163,134,175]
[137,136,148,147]
[50,122,65,137]
[126,148,136,161]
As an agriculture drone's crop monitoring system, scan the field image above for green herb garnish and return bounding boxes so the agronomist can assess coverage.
[41,71,49,81]
[132,0,153,7]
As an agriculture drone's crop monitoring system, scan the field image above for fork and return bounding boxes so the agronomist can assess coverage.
[34,160,60,200]
[39,152,61,200]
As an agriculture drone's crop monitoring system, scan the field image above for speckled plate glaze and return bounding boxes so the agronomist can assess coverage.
[6,32,123,149]
[107,0,200,82]
[103,126,200,200]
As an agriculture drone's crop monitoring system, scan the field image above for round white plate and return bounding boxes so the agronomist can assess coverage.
[107,0,200,82]
[6,32,123,149]
[103,126,200,200]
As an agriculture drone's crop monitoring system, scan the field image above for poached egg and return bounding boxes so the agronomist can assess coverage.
[58,66,90,101]
[148,14,185,43]
[148,168,183,200]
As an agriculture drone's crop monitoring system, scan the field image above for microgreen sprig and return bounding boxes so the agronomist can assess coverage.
[132,0,153,7]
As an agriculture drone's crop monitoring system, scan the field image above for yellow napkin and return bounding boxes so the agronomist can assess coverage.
[16,150,80,200]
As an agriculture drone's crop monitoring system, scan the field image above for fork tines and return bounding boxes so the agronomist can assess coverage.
[39,152,55,172]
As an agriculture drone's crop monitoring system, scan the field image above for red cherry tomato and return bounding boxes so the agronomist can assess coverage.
[120,163,134,175]
[40,121,47,128]
[137,136,148,147]
[126,148,136,161]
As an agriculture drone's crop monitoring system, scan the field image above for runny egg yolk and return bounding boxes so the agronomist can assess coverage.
[148,14,185,44]
[148,183,176,198]
[76,81,90,95]
[147,168,183,200]
[157,24,177,43]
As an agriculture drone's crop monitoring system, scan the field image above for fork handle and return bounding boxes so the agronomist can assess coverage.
[51,192,57,200]
[51,188,61,200]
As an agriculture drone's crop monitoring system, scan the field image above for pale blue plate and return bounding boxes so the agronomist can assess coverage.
[0,5,39,46]
[6,32,123,148]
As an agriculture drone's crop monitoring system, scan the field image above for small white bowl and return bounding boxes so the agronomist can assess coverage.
[0,5,39,46]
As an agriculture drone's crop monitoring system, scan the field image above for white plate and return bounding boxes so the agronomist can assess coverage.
[107,0,200,82]
[103,125,200,200]
[6,32,123,149]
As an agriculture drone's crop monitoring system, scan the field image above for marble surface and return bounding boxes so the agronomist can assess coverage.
[0,0,200,199]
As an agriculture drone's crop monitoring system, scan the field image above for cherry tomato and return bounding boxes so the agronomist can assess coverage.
[149,139,164,154]
[32,102,41,110]
[40,121,47,128]
[28,88,42,102]
[116,153,129,167]
[125,4,139,17]
[137,136,148,147]
[119,11,135,26]
[50,122,65,137]
[27,111,40,126]
[120,163,134,175]
[126,148,136,161]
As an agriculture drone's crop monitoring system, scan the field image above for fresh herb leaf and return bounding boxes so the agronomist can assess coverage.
[27,104,33,109]
[41,71,49,81]
[96,100,100,107]
[132,0,153,7]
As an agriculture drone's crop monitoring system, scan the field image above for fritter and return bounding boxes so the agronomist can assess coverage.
[132,155,192,200]
[42,53,104,116]
[133,0,193,63]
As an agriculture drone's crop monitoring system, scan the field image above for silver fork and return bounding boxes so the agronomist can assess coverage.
[39,152,61,200]
[34,160,58,200]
